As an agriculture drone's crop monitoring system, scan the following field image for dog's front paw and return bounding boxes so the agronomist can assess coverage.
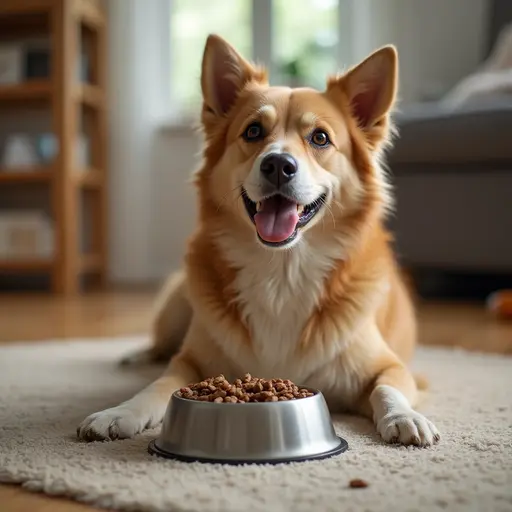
[376,410,440,447]
[77,404,158,442]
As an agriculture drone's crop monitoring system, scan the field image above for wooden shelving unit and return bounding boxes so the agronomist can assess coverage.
[0,167,54,183]
[0,258,53,272]
[0,80,52,101]
[0,0,108,294]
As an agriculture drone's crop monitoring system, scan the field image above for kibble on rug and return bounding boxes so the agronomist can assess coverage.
[0,338,511,512]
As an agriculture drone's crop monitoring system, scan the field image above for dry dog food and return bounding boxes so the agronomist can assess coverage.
[177,373,315,403]
[349,479,369,489]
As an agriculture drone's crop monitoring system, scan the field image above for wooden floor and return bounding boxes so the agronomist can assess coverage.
[0,289,154,343]
[0,290,511,512]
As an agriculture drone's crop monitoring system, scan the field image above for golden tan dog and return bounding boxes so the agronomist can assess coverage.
[78,35,439,447]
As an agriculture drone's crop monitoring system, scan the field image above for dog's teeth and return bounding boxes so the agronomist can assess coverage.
[297,205,304,215]
[256,202,262,212]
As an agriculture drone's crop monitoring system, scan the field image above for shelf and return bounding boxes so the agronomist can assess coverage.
[0,168,53,184]
[0,254,102,274]
[76,0,106,30]
[0,81,51,102]
[0,0,52,15]
[75,168,103,188]
[0,258,52,272]
[0,82,105,106]
[0,11,49,40]
[0,0,105,20]
[77,83,104,108]
[0,169,106,187]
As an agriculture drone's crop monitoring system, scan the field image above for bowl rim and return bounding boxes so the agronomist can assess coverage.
[171,386,322,405]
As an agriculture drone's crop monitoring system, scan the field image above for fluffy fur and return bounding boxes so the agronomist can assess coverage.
[78,35,439,447]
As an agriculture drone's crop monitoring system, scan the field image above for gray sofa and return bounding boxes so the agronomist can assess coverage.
[387,1,512,298]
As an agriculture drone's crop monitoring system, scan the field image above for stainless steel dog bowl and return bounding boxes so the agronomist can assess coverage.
[148,389,348,464]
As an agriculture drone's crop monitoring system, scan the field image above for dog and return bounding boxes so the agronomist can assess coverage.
[78,34,440,447]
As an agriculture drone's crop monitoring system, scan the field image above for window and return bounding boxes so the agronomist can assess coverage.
[273,0,339,90]
[170,0,252,116]
[169,0,341,118]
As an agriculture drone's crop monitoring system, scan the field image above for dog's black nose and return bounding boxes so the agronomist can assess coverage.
[260,153,298,187]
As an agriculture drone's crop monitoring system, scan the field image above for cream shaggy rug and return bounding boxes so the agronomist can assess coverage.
[0,338,511,512]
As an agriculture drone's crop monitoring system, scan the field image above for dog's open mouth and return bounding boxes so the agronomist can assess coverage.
[242,189,327,247]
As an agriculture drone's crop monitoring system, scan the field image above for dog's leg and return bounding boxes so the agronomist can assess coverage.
[370,366,440,447]
[121,270,193,366]
[363,361,440,447]
[78,351,200,441]
[353,325,440,448]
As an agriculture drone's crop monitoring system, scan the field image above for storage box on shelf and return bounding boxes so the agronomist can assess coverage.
[0,211,54,261]
[0,0,107,294]
[0,44,24,84]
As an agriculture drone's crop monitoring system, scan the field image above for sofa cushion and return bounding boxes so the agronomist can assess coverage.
[388,96,512,166]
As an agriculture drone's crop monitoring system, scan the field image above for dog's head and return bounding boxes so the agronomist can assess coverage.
[196,35,398,250]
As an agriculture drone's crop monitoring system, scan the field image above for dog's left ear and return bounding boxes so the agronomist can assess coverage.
[329,45,398,131]
[201,34,267,117]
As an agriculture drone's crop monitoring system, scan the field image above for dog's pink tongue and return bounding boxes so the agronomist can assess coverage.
[254,196,299,243]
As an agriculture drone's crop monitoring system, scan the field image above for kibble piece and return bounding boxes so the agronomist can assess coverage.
[349,479,368,489]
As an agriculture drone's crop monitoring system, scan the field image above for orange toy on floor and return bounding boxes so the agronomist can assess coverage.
[487,290,512,319]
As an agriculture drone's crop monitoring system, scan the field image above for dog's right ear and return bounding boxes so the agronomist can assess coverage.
[201,34,267,117]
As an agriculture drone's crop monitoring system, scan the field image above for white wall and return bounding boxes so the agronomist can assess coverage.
[107,0,170,283]
[149,127,200,280]
[108,0,492,284]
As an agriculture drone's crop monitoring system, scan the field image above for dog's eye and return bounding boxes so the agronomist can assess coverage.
[311,129,330,147]
[243,122,264,142]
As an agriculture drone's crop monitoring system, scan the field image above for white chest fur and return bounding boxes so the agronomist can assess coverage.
[217,233,342,379]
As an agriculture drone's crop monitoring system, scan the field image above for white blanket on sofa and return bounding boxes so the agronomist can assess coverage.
[443,22,512,107]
